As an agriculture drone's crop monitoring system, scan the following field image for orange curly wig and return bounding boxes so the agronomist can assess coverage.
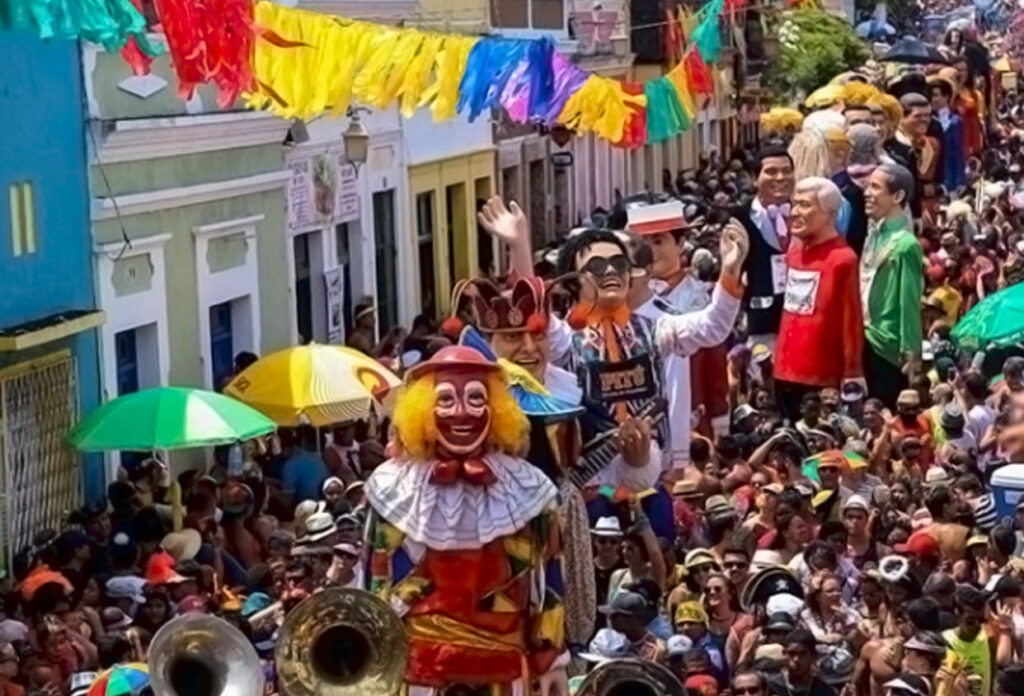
[391,372,529,459]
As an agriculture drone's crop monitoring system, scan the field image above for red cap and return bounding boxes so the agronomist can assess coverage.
[406,345,499,380]
[684,674,719,696]
[894,531,940,557]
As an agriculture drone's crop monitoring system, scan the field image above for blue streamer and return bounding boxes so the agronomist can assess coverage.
[458,38,532,121]
[524,37,555,120]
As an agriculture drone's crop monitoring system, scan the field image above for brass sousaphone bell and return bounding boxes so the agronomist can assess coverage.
[574,659,686,696]
[148,613,264,696]
[275,587,408,696]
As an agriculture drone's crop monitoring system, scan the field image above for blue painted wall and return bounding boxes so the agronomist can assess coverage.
[0,32,104,500]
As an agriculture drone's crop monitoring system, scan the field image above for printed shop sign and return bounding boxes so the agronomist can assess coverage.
[287,153,360,234]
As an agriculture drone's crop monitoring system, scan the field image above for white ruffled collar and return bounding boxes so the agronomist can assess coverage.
[365,452,558,551]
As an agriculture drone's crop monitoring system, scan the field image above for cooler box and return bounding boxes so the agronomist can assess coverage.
[989,464,1024,519]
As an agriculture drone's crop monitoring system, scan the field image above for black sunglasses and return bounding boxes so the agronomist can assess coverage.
[733,688,762,696]
[580,254,630,277]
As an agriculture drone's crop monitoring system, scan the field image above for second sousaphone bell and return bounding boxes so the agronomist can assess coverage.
[276,587,408,696]
[148,613,264,696]
[574,659,686,696]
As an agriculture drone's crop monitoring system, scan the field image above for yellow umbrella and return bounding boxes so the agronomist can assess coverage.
[224,344,401,426]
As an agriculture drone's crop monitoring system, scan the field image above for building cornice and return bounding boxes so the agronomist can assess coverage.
[91,111,291,164]
[91,171,290,221]
[296,0,420,23]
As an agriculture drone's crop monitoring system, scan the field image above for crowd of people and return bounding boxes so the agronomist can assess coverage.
[7,11,1024,696]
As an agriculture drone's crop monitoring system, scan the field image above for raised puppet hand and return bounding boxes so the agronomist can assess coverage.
[721,218,751,277]
[618,417,652,469]
[477,195,534,277]
[478,195,529,247]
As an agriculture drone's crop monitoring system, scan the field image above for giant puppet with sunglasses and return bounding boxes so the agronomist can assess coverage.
[478,197,749,539]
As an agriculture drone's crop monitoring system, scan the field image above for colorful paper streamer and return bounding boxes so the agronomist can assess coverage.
[155,0,254,106]
[6,0,725,149]
[2,0,164,57]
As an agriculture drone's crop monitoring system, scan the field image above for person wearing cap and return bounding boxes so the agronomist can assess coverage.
[745,480,785,545]
[363,346,568,694]
[627,199,732,464]
[842,494,880,569]
[674,600,728,687]
[938,403,979,459]
[601,590,668,663]
[881,673,934,696]
[862,162,926,409]
[665,633,695,681]
[891,390,935,468]
[578,627,631,665]
[842,445,883,502]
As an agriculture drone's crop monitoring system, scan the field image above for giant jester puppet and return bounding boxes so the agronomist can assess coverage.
[364,345,568,696]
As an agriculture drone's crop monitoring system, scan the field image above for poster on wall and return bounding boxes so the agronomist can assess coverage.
[324,267,344,344]
[286,158,313,234]
[336,160,360,223]
[287,152,360,234]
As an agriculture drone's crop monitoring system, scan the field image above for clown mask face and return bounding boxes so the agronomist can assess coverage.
[433,369,491,457]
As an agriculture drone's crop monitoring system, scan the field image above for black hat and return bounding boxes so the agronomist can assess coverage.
[741,567,804,612]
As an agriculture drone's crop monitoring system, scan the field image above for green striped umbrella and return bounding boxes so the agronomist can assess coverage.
[68,387,276,452]
[952,282,1024,352]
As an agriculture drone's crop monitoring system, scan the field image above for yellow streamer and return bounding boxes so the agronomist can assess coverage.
[247,0,475,122]
[666,64,696,120]
[557,75,647,143]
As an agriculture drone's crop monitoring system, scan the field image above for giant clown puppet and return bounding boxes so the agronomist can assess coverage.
[364,345,568,696]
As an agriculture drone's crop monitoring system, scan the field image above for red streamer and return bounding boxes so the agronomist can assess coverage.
[119,0,156,75]
[684,45,714,96]
[154,0,256,107]
[614,82,647,149]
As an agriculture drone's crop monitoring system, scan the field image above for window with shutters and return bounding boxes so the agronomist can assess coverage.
[490,0,564,30]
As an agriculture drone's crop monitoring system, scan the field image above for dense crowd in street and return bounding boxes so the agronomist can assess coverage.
[9,7,1024,696]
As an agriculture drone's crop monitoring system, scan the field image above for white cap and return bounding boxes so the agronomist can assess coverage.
[766,593,805,619]
[579,628,630,663]
[667,634,694,657]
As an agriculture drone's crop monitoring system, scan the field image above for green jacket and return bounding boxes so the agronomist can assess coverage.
[860,216,925,367]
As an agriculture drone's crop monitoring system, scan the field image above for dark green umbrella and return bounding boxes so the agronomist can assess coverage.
[951,282,1024,352]
[68,387,276,452]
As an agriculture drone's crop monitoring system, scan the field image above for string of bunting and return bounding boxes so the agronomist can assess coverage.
[2,0,728,147]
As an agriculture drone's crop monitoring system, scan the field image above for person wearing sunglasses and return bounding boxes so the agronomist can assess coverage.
[733,670,768,696]
[478,196,749,538]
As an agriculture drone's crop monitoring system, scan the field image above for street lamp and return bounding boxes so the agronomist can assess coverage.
[342,108,370,169]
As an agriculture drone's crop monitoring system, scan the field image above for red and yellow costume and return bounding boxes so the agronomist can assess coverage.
[365,347,566,696]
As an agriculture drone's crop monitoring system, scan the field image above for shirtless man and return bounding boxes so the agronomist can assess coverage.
[848,604,916,696]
